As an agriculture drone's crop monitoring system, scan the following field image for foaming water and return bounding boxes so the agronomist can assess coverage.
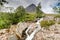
[25,18,43,40]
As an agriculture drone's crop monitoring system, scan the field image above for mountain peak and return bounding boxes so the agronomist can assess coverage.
[25,4,36,12]
[29,4,36,7]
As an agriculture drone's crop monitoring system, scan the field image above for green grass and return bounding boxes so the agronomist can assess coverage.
[58,22,60,24]
[21,13,37,22]
[54,14,60,18]
[40,20,55,28]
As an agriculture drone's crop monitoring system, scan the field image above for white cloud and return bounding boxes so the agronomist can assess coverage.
[3,0,58,13]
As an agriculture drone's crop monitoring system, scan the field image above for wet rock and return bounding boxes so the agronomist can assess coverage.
[17,22,29,33]
[15,22,29,38]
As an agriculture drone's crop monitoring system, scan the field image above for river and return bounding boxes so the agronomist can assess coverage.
[25,18,43,40]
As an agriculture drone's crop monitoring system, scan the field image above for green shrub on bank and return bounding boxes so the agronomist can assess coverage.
[58,22,60,24]
[54,15,60,18]
[0,13,12,29]
[0,19,11,29]
[40,20,55,28]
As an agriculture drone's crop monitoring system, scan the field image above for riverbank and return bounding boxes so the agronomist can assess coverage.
[0,15,60,40]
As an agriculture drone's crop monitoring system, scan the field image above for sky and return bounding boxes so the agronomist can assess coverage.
[4,0,59,14]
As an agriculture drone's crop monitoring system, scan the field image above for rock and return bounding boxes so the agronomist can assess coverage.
[0,29,9,34]
[16,22,28,35]
[55,18,60,23]
[49,25,56,31]
[43,16,54,21]
[8,34,18,40]
[15,22,29,38]
[0,33,8,40]
[44,37,53,40]
[54,34,60,40]
[0,29,18,40]
[33,31,44,40]
[10,22,34,39]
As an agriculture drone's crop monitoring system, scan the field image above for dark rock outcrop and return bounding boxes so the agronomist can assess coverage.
[25,4,36,13]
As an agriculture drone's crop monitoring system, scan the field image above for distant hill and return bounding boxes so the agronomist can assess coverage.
[25,4,36,13]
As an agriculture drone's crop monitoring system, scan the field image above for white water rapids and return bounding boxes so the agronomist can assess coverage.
[25,18,43,40]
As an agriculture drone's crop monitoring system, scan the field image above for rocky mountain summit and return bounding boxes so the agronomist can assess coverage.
[25,4,36,13]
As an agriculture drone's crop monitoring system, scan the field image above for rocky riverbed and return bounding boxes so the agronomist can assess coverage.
[0,23,60,40]
[0,16,60,40]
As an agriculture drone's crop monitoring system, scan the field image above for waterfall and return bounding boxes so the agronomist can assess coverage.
[25,18,43,40]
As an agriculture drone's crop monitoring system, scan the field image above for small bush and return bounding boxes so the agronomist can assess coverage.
[54,15,60,18]
[0,13,12,29]
[58,22,60,24]
[40,20,55,28]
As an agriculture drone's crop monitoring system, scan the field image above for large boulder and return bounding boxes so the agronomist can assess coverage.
[10,22,33,38]
[0,22,30,40]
